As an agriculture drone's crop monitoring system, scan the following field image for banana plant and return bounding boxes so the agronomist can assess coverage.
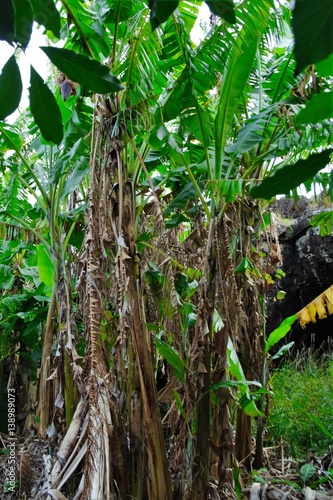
[0,119,89,433]
[0,0,332,498]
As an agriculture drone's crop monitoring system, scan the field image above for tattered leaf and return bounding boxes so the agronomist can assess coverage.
[29,0,60,38]
[250,149,333,199]
[292,0,333,73]
[29,66,63,144]
[205,0,235,24]
[214,0,271,179]
[13,0,33,48]
[0,55,22,120]
[308,303,318,322]
[325,286,333,305]
[41,46,124,94]
[313,297,327,320]
[297,284,333,328]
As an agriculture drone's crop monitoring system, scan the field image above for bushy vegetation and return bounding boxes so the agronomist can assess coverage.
[267,351,333,458]
[0,0,332,497]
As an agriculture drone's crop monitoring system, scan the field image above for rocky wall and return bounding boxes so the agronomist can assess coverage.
[265,197,333,352]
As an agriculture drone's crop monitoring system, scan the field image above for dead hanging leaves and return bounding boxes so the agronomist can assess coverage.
[297,284,333,328]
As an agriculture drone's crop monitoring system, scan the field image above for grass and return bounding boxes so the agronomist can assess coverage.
[266,350,333,459]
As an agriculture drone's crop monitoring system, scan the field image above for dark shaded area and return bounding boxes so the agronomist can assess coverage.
[266,198,333,353]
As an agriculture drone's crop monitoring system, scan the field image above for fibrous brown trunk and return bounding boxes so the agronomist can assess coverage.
[122,169,172,500]
[192,219,216,499]
[36,289,57,435]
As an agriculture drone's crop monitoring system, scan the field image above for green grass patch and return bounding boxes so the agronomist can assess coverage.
[266,352,333,459]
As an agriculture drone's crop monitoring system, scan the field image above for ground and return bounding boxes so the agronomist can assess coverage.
[1,430,333,499]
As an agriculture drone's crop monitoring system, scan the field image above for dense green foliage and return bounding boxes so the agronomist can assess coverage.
[0,0,332,497]
[267,353,333,458]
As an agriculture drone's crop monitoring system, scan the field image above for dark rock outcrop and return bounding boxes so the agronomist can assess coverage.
[266,199,333,353]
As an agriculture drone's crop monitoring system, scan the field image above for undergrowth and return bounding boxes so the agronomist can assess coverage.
[266,350,333,459]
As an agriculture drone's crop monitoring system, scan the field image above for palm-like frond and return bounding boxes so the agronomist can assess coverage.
[214,0,274,180]
[110,6,167,110]
[158,22,233,122]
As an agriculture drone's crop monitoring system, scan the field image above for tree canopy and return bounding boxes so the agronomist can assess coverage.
[0,0,332,498]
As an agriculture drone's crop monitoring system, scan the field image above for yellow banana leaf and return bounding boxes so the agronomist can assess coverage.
[297,284,333,328]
